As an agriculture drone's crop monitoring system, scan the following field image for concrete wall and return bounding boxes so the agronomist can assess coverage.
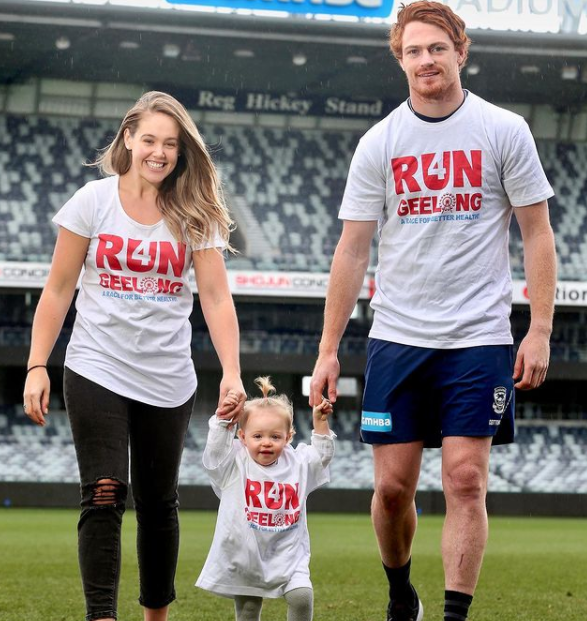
[1,482,585,517]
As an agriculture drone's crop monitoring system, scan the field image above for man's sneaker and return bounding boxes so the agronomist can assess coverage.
[386,594,424,621]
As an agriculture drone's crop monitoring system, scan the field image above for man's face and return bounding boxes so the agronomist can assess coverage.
[399,21,465,102]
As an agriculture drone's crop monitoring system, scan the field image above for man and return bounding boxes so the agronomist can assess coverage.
[309,2,557,621]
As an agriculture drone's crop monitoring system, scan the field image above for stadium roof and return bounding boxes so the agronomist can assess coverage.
[1,1,586,108]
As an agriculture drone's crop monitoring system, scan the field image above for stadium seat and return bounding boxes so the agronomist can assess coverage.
[1,112,585,280]
[1,404,586,492]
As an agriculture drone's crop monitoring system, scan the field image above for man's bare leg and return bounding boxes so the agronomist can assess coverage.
[372,442,424,567]
[372,442,424,620]
[441,436,492,620]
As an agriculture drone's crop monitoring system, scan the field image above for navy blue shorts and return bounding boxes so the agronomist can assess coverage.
[361,339,515,448]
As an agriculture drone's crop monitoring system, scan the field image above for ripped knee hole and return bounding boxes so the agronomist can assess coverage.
[91,478,125,506]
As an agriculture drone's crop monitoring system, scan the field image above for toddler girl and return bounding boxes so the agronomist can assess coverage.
[196,376,335,621]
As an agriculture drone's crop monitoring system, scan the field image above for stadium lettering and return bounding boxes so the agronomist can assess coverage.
[392,150,482,194]
[0,266,49,279]
[563,0,587,22]
[235,274,292,287]
[324,97,383,116]
[555,284,587,303]
[397,193,482,216]
[245,93,312,115]
[98,273,183,294]
[245,478,300,510]
[96,234,186,276]
[197,90,236,111]
[457,0,587,20]
[234,274,328,289]
[291,276,329,288]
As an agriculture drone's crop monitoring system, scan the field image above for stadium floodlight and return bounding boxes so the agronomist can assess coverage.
[292,52,307,67]
[162,43,181,58]
[347,55,368,65]
[55,36,70,50]
[520,64,540,74]
[119,40,140,49]
[234,49,255,58]
[561,66,579,81]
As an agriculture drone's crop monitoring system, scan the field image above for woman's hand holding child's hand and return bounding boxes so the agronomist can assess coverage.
[216,389,242,422]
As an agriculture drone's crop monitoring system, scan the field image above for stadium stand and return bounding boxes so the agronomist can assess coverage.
[2,111,586,499]
[1,404,586,494]
[509,141,587,281]
[2,113,586,279]
[2,294,587,364]
[0,113,353,271]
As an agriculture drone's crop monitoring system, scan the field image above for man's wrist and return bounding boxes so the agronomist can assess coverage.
[318,342,339,356]
[528,322,553,337]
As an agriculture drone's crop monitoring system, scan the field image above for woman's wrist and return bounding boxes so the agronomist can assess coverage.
[221,368,242,379]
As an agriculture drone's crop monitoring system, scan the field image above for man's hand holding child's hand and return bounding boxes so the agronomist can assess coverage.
[313,398,333,422]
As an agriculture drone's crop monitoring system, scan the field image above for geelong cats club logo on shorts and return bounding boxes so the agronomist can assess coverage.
[492,386,508,415]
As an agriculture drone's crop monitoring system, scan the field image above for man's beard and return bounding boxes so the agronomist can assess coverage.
[411,71,458,102]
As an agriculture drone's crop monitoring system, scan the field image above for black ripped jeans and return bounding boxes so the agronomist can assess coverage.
[64,367,194,621]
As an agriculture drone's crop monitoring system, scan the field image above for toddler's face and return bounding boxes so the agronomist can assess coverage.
[238,407,292,466]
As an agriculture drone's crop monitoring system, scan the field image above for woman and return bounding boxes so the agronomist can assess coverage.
[22,91,246,621]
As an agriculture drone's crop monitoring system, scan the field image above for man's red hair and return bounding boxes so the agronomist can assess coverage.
[389,1,471,67]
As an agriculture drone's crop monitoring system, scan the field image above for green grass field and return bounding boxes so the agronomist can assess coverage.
[0,509,586,620]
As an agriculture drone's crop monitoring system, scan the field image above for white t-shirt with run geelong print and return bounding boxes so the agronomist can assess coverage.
[53,175,224,407]
[339,91,554,349]
[196,415,335,599]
